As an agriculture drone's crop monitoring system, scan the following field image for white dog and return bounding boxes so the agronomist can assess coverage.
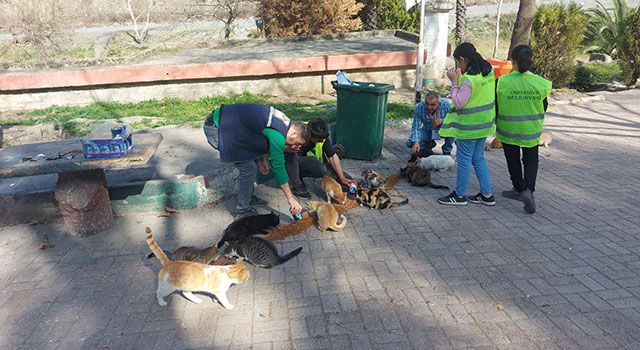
[419,155,455,171]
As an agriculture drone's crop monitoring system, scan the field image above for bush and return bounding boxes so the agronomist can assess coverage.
[259,0,363,37]
[376,0,420,32]
[584,0,635,58]
[531,3,588,88]
[573,62,623,91]
[617,7,640,83]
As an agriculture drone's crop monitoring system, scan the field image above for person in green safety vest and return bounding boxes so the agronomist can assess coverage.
[285,118,358,199]
[496,45,552,214]
[438,42,496,207]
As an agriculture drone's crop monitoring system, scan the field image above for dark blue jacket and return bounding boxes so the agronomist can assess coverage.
[218,104,290,163]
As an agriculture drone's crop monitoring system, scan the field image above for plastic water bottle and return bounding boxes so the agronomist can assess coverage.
[290,207,302,221]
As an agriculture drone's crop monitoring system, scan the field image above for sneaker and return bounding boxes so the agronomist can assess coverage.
[501,188,523,201]
[235,207,258,219]
[521,189,536,214]
[438,191,468,206]
[292,186,311,200]
[467,193,496,206]
[250,195,268,206]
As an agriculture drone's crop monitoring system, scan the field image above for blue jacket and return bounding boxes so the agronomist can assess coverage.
[218,104,290,163]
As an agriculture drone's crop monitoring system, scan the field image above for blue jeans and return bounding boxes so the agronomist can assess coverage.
[406,138,455,155]
[441,137,455,156]
[454,138,492,197]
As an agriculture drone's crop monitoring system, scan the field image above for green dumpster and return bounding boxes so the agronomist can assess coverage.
[331,80,395,160]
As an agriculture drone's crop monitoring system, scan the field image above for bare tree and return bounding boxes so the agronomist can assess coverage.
[455,0,466,44]
[126,0,154,44]
[508,0,536,58]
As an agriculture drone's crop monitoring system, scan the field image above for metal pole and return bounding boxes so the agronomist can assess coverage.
[415,0,426,91]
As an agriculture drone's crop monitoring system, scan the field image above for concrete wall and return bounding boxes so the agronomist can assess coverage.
[0,68,416,111]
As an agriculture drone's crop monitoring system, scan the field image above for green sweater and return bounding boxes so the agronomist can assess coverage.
[214,109,288,185]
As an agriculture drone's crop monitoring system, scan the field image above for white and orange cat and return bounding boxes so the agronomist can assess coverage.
[307,201,348,231]
[320,175,347,204]
[146,227,250,309]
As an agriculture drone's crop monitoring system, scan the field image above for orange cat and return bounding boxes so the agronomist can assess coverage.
[146,227,250,309]
[320,175,347,204]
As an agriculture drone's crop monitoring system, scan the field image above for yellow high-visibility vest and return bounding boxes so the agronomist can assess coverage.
[496,71,552,147]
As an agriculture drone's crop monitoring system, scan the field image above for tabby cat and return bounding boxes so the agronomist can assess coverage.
[320,175,347,204]
[307,200,348,231]
[147,245,219,265]
[356,188,409,209]
[216,212,280,248]
[400,161,449,189]
[146,227,250,309]
[221,236,302,268]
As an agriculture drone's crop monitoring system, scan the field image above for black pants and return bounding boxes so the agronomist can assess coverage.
[503,143,539,192]
[285,153,327,189]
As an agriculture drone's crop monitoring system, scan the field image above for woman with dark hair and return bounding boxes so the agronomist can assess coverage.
[438,43,496,206]
[496,45,552,214]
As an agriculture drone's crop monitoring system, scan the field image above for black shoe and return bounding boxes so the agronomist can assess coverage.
[292,186,311,199]
[521,189,536,214]
[438,191,468,206]
[467,192,496,206]
[250,195,268,206]
[408,154,418,162]
[235,207,258,219]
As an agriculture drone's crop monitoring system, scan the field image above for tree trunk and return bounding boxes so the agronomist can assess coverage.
[455,0,466,44]
[508,0,536,58]
[360,0,377,30]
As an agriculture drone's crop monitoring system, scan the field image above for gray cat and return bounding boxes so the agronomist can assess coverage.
[221,236,302,269]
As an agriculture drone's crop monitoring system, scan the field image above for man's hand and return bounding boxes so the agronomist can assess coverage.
[289,198,302,215]
[411,142,421,155]
[342,178,358,188]
[257,157,270,175]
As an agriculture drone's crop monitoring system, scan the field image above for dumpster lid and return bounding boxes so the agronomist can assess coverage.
[331,80,395,93]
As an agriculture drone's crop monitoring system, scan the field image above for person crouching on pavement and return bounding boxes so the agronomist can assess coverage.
[203,103,308,219]
[407,92,455,162]
[285,118,358,198]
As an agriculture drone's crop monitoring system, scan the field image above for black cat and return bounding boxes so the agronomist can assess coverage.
[216,212,280,249]
[221,236,302,269]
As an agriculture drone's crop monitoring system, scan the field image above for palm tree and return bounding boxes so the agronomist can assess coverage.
[585,0,636,58]
[455,0,466,44]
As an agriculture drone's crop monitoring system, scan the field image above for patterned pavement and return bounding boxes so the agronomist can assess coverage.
[0,90,639,349]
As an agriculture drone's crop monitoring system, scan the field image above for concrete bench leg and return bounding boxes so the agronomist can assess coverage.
[54,169,114,236]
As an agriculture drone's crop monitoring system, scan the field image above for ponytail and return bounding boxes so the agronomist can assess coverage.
[453,42,492,77]
[511,45,533,73]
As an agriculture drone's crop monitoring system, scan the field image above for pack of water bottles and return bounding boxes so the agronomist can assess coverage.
[81,122,133,159]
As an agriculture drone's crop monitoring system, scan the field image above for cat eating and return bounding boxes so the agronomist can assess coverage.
[356,188,409,209]
[320,175,347,204]
[400,161,450,189]
[216,212,280,248]
[147,245,219,265]
[361,169,384,189]
[146,227,250,309]
[307,200,348,231]
[220,236,302,269]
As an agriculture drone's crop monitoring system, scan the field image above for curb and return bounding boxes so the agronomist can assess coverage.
[0,165,238,225]
[550,94,606,106]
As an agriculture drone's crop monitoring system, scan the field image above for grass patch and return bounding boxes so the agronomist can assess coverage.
[1,92,416,137]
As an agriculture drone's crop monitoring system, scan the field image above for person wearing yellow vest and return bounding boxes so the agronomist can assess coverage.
[438,43,496,206]
[496,45,552,214]
[285,118,358,199]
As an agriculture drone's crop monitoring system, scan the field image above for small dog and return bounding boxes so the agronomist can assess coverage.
[539,131,553,147]
[419,155,455,171]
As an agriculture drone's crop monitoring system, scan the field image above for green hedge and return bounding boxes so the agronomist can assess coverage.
[573,62,623,91]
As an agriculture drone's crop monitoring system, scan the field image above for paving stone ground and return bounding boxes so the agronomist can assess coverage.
[1,90,639,350]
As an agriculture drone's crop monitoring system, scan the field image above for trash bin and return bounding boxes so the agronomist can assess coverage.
[331,80,395,160]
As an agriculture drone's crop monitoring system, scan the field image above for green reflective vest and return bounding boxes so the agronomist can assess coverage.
[306,140,324,161]
[496,71,552,147]
[440,71,496,139]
